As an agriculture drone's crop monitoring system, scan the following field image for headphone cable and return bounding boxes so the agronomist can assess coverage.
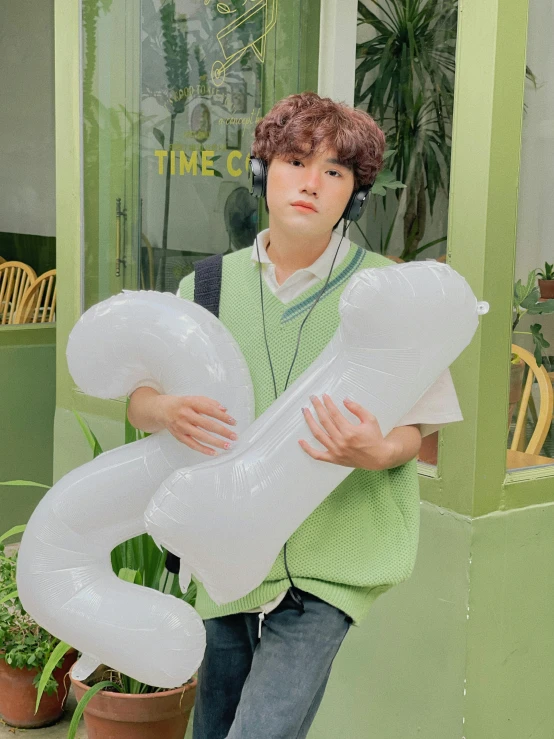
[256,220,349,614]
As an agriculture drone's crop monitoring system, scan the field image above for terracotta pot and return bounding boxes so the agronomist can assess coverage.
[538,279,554,300]
[0,648,77,728]
[71,674,196,739]
[508,358,525,428]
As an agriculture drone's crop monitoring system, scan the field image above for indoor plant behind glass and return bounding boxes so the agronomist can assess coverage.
[0,525,78,729]
[2,409,198,738]
[537,261,554,300]
[510,269,554,433]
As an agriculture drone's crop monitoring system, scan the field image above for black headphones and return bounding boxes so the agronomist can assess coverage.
[249,155,372,223]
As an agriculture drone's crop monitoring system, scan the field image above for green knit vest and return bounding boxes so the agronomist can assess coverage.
[178,242,420,625]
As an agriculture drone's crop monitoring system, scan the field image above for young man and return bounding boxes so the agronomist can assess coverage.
[128,92,463,738]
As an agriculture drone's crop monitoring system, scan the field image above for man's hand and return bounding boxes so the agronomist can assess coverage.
[128,388,238,456]
[298,394,421,471]
[157,395,238,455]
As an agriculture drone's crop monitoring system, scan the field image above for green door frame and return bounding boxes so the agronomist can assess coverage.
[55,0,547,516]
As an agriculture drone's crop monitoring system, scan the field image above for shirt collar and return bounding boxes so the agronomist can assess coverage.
[250,228,351,279]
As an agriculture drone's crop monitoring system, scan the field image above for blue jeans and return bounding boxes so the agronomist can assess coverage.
[192,590,351,739]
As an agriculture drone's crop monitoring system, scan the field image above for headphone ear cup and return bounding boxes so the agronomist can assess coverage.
[341,185,371,223]
[249,157,268,199]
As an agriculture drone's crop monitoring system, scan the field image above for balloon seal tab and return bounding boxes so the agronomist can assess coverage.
[477,301,489,315]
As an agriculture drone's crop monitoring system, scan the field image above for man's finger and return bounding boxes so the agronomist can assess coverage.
[343,398,375,423]
[302,408,334,449]
[308,395,340,439]
[321,394,351,432]
[298,439,333,462]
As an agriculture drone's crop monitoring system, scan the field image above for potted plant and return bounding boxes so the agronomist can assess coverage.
[0,525,78,728]
[537,261,554,300]
[2,409,198,738]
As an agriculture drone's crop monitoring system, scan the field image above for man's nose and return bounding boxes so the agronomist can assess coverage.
[301,168,321,194]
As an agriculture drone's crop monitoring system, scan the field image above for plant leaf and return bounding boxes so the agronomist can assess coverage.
[118,567,143,585]
[35,641,72,714]
[0,525,27,544]
[73,411,103,458]
[527,299,554,315]
[0,480,50,488]
[67,680,123,739]
[153,127,165,149]
[0,590,18,605]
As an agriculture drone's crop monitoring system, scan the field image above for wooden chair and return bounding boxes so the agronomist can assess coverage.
[14,269,57,324]
[510,343,554,455]
[0,256,6,265]
[0,261,37,325]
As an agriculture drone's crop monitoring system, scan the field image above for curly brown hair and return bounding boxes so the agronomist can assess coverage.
[252,92,386,188]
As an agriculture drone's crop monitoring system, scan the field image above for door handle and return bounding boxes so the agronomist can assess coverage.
[115,198,127,277]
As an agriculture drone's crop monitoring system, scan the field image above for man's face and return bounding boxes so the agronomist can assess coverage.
[266,147,355,237]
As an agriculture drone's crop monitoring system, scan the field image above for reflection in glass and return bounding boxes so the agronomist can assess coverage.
[355,0,458,467]
[82,0,283,306]
[140,0,267,293]
[511,1,554,471]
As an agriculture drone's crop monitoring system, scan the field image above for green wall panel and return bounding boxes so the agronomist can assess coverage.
[308,502,471,739]
[0,328,55,532]
[53,406,125,482]
[463,503,554,739]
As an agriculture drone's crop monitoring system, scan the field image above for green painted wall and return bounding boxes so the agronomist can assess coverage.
[310,502,471,738]
[0,326,55,532]
[310,500,554,739]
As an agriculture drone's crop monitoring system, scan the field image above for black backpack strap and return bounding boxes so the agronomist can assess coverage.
[193,253,223,317]
[165,253,224,577]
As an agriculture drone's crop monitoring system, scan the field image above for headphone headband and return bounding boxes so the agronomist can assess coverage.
[248,155,371,223]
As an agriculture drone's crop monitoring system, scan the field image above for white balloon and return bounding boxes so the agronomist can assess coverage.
[144,261,489,604]
[16,262,488,689]
[16,291,255,688]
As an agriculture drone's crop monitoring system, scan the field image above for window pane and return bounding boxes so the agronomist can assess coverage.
[355,0,459,468]
[510,1,554,472]
[82,0,312,308]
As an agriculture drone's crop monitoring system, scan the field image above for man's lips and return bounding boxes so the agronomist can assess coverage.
[291,201,317,212]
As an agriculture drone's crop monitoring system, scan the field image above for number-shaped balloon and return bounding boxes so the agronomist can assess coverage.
[16,291,255,688]
[16,263,488,689]
[144,262,489,604]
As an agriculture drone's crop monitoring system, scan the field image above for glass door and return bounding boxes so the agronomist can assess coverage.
[82,0,317,307]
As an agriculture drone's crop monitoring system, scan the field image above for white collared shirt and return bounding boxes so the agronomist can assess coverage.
[250,228,352,305]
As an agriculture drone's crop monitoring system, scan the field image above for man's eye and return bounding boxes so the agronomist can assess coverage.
[328,170,341,177]
[290,159,303,166]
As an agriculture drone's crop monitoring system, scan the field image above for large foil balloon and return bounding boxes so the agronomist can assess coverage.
[16,291,255,688]
[144,262,489,604]
[17,262,488,689]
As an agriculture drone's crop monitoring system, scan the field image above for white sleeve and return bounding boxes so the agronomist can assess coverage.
[396,368,463,438]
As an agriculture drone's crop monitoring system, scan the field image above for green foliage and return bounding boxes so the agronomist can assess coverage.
[513,269,554,366]
[0,543,66,699]
[1,408,197,731]
[537,261,554,281]
[160,2,189,115]
[356,0,456,259]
